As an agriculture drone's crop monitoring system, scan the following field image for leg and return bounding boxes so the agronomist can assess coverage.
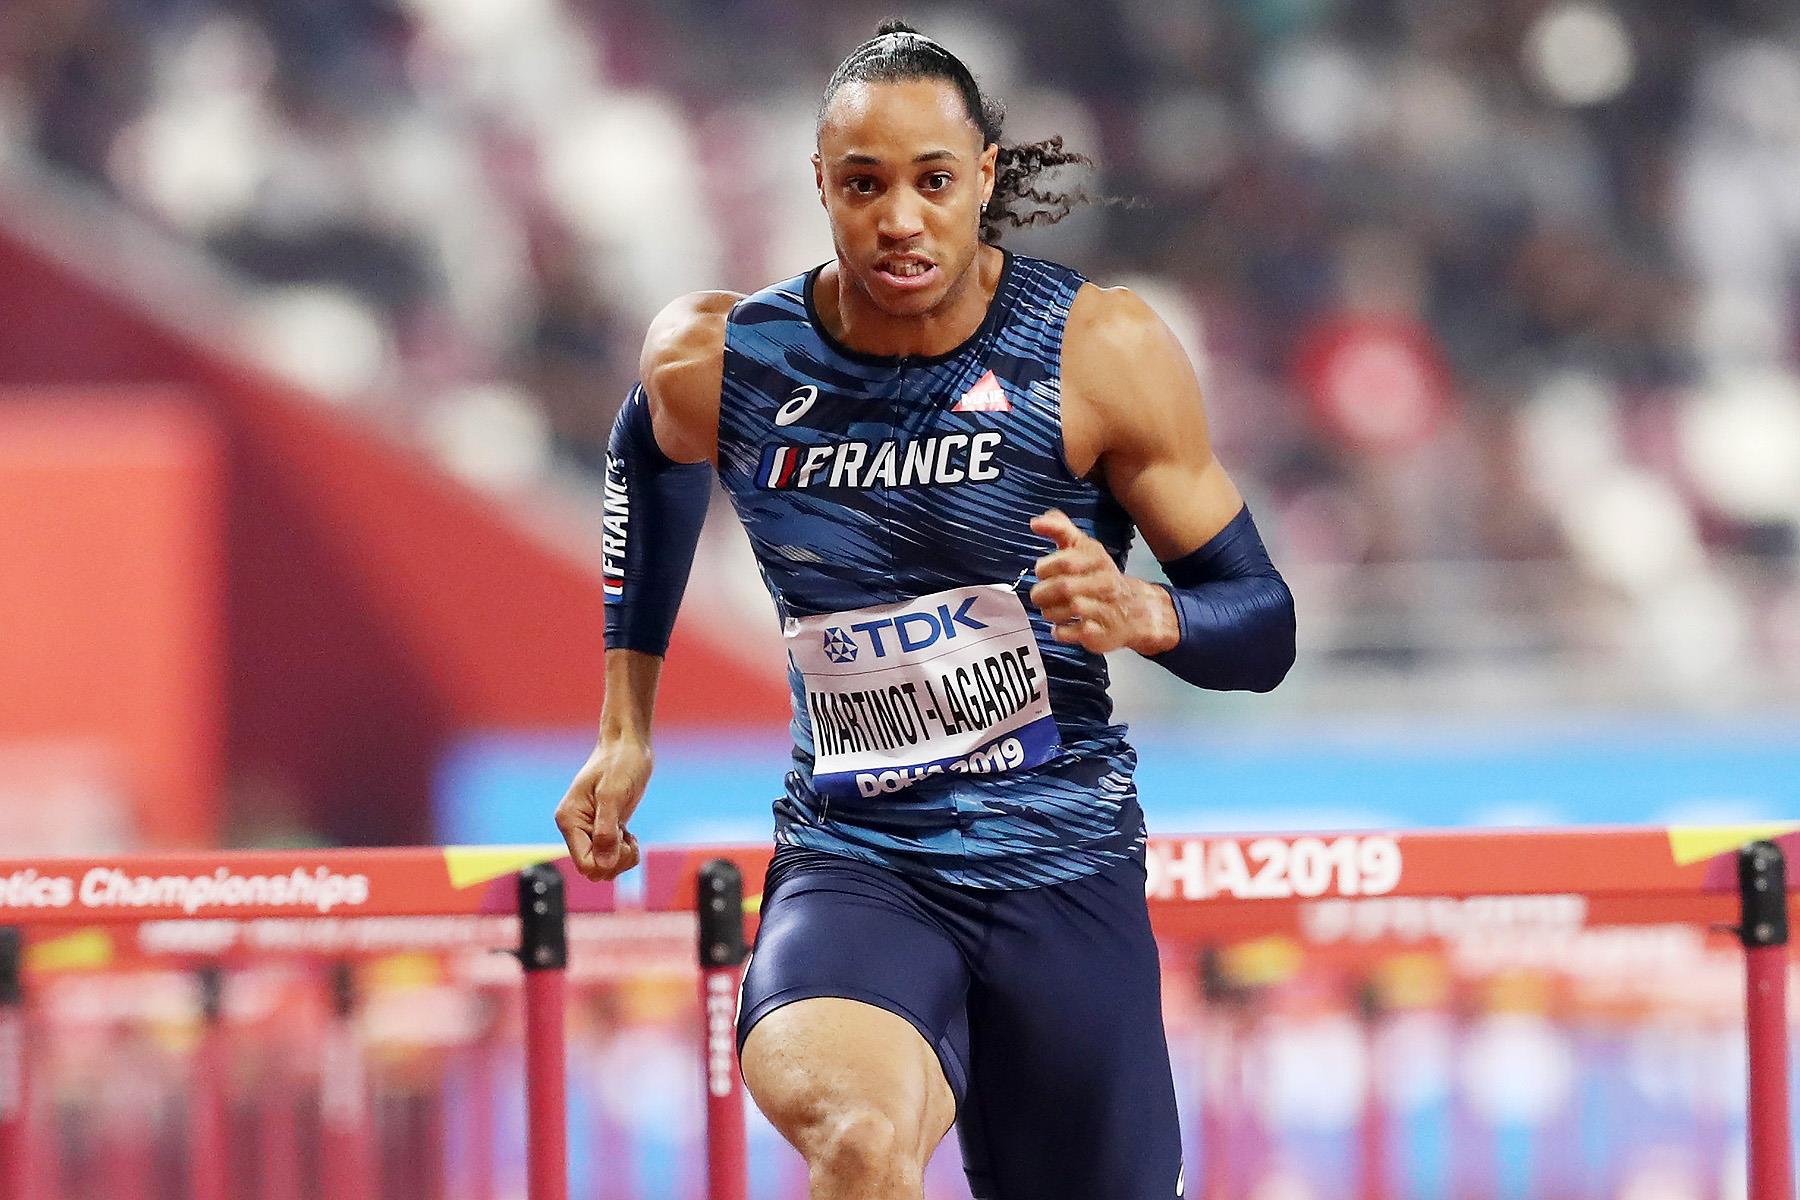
[743,998,956,1200]
[958,856,1185,1200]
[736,849,973,1200]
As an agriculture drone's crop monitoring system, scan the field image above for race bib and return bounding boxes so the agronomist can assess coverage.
[786,583,1062,800]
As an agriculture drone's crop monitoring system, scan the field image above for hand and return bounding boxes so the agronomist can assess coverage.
[554,738,651,882]
[1028,509,1178,656]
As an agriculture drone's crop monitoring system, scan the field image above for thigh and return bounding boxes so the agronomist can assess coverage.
[738,850,969,1155]
[743,998,957,1171]
[957,857,1185,1200]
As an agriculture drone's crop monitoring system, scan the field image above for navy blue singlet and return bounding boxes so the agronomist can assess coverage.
[718,251,1146,889]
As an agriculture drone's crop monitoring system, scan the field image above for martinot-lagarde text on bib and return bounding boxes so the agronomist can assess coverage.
[786,583,1062,800]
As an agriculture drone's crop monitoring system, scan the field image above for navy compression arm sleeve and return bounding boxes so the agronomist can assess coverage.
[601,384,712,656]
[1147,506,1296,693]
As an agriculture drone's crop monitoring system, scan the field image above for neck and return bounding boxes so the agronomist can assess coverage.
[818,244,1004,358]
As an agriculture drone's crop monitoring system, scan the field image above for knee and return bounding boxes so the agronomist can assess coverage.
[804,1107,915,1189]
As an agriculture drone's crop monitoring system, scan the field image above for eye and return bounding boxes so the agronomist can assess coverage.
[846,176,879,195]
[922,172,953,191]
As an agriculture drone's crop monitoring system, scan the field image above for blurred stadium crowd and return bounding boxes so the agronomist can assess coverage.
[3,0,1798,712]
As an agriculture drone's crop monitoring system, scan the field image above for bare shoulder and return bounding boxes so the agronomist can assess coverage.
[1062,282,1206,471]
[640,290,740,392]
[1064,283,1185,390]
[638,291,741,462]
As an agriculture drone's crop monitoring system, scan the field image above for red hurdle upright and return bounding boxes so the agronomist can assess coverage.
[0,928,25,1200]
[467,992,505,1200]
[1739,841,1792,1200]
[1355,981,1390,1200]
[255,1036,303,1200]
[697,859,750,1200]
[189,965,230,1200]
[518,863,570,1200]
[319,961,375,1200]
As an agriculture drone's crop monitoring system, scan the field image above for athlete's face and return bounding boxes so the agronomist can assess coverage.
[814,78,998,318]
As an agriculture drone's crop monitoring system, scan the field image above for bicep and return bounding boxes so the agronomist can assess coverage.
[1083,298,1245,562]
[1106,441,1244,564]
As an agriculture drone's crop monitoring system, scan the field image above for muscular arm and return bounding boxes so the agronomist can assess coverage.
[638,290,735,466]
[602,291,734,654]
[556,291,737,882]
[1059,286,1246,560]
[1031,285,1295,692]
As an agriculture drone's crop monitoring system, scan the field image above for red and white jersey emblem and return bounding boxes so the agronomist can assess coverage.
[952,370,1011,413]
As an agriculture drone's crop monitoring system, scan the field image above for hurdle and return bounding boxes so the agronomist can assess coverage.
[0,846,609,1200]
[642,825,1798,1200]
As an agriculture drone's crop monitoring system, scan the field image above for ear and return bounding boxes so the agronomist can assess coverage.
[812,153,826,208]
[979,142,998,208]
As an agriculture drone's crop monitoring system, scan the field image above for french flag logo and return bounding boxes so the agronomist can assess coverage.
[952,369,1010,413]
[760,445,802,489]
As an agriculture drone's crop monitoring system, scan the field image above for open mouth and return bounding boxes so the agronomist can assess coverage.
[874,256,939,291]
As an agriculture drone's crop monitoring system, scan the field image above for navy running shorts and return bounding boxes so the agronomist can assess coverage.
[737,846,1185,1200]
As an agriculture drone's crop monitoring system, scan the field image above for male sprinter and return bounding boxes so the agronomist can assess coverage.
[556,22,1295,1200]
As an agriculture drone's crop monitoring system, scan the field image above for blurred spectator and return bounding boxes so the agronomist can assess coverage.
[4,0,1799,708]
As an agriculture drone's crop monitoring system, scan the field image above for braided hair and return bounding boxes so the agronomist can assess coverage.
[818,20,1097,244]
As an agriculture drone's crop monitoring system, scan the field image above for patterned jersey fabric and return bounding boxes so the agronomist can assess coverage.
[716,251,1146,888]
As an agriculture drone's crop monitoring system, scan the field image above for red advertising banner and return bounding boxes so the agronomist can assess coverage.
[0,845,610,926]
[638,823,1800,918]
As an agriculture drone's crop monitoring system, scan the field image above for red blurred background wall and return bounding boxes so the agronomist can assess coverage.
[0,396,222,849]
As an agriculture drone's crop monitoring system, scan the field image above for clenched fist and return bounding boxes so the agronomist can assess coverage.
[554,738,651,882]
[1028,509,1179,657]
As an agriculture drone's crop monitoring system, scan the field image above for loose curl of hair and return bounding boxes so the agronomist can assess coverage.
[818,20,1106,244]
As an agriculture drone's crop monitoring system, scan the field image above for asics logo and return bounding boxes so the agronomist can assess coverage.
[774,386,819,427]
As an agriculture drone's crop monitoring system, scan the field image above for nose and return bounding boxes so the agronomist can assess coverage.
[876,189,926,242]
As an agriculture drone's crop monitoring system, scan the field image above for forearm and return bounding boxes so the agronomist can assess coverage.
[599,648,663,744]
[1141,506,1296,693]
[559,649,658,882]
[602,383,711,655]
